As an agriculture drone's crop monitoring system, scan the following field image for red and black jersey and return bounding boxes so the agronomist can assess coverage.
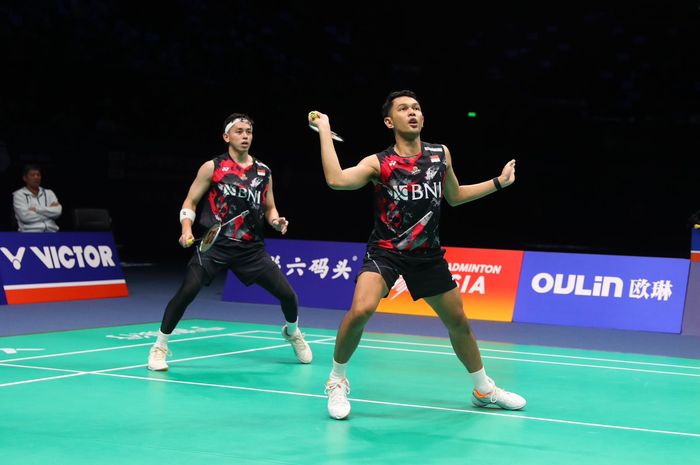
[199,153,270,243]
[368,142,447,253]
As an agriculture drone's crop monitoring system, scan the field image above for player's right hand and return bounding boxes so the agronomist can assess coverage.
[179,232,194,248]
[308,110,330,129]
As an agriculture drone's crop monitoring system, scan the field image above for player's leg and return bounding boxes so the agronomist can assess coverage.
[148,264,210,371]
[333,271,387,363]
[425,288,526,410]
[254,264,312,364]
[326,271,388,420]
[423,287,484,372]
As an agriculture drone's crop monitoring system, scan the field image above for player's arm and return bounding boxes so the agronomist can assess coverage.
[309,111,378,190]
[263,175,288,235]
[443,145,516,206]
[179,160,214,246]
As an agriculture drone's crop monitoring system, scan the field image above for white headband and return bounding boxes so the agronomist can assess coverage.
[224,118,251,133]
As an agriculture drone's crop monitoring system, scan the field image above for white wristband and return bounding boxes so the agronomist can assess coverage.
[180,208,196,224]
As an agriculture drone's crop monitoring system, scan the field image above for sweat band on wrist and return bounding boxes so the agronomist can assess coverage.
[180,208,196,224]
[492,177,503,191]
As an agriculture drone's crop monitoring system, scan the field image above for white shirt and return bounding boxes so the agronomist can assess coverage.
[12,186,62,232]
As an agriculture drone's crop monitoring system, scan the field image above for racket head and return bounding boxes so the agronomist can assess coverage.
[308,123,344,142]
[199,222,222,252]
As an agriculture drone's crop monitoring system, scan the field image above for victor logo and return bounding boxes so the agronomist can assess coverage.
[0,245,116,270]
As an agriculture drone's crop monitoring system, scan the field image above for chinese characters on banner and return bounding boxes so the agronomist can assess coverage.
[222,239,365,310]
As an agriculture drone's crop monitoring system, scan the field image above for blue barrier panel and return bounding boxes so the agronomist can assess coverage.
[513,251,689,333]
[0,271,6,305]
[222,238,365,310]
[0,232,128,304]
[682,262,700,336]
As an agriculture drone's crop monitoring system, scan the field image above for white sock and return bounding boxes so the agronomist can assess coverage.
[329,359,347,382]
[155,330,170,349]
[285,319,299,336]
[469,367,494,394]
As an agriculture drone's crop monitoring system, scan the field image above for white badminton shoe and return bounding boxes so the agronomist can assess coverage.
[147,345,170,371]
[282,325,313,364]
[472,379,526,410]
[325,378,351,420]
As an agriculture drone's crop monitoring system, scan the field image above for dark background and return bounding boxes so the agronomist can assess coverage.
[1,1,698,262]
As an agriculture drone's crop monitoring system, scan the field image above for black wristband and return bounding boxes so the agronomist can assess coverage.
[493,177,503,191]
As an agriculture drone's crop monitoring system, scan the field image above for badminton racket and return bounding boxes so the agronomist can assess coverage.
[308,111,344,142]
[186,210,250,252]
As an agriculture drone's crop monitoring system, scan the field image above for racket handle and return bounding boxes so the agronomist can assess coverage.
[308,122,344,142]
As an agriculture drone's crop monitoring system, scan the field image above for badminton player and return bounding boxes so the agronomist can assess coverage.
[309,91,526,419]
[147,113,312,371]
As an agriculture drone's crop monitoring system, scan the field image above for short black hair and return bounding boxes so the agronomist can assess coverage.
[223,113,254,132]
[22,164,41,176]
[382,90,419,117]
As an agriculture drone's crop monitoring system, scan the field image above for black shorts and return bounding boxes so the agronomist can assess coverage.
[188,240,278,286]
[359,247,456,301]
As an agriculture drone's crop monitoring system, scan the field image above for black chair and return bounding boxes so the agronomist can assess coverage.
[72,208,112,231]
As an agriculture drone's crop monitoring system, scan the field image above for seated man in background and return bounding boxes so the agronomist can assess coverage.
[12,164,62,232]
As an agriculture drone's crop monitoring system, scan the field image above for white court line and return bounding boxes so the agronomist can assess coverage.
[361,337,700,370]
[3,327,698,378]
[2,339,699,438]
[92,336,336,374]
[87,372,698,439]
[0,336,336,387]
[0,330,262,363]
[7,362,699,438]
[257,331,700,371]
[0,331,323,365]
[0,362,89,387]
[311,341,700,378]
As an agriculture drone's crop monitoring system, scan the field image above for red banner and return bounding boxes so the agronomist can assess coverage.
[377,247,524,321]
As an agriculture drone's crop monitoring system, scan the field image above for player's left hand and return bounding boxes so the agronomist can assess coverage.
[499,159,516,187]
[271,217,289,235]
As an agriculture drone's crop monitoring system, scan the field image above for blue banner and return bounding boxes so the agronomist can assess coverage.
[222,238,365,310]
[0,232,128,304]
[513,251,689,333]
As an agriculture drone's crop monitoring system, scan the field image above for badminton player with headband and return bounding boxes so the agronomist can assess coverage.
[310,91,525,420]
[147,113,313,371]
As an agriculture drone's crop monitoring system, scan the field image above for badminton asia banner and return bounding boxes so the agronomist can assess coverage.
[376,247,524,322]
[513,251,690,333]
[0,232,128,305]
[222,238,365,310]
